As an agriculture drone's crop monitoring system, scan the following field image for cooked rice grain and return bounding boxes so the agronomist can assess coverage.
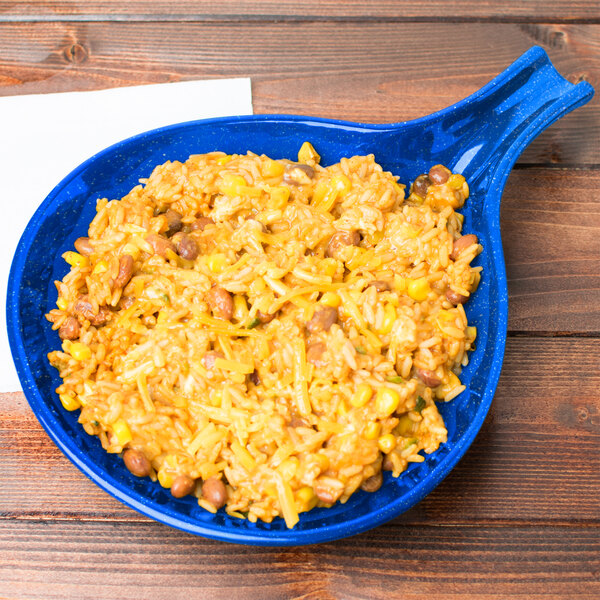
[46,147,481,528]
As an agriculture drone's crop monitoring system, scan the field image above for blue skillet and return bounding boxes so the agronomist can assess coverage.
[7,46,594,545]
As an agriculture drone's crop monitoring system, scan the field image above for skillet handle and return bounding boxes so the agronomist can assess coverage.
[451,46,594,188]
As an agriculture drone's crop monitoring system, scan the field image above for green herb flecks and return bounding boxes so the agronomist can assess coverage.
[246,317,260,329]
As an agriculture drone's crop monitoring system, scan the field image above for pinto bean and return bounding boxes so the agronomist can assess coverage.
[360,472,383,493]
[175,234,199,260]
[412,174,431,198]
[202,477,227,509]
[446,288,469,305]
[145,233,176,258]
[74,237,94,256]
[123,448,152,477]
[249,370,260,386]
[289,414,308,428]
[118,296,135,310]
[283,163,315,185]
[416,368,442,388]
[306,306,338,334]
[170,474,196,498]
[382,454,395,471]
[306,342,327,367]
[206,286,233,320]
[367,280,391,293]
[164,209,183,236]
[113,254,134,289]
[58,316,80,340]
[190,217,214,232]
[73,295,111,326]
[256,310,276,324]
[428,164,451,185]
[450,234,478,260]
[326,230,360,258]
[201,350,224,369]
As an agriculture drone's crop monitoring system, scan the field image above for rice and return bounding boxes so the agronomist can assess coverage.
[46,143,481,528]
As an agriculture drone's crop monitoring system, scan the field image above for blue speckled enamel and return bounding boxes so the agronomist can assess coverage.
[6,47,593,546]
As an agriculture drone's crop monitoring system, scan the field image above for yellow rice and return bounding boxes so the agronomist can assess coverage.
[46,143,481,528]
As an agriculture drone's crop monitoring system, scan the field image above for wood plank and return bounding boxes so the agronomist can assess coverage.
[0,519,598,600]
[0,22,597,165]
[503,169,600,332]
[1,338,598,524]
[0,1,599,21]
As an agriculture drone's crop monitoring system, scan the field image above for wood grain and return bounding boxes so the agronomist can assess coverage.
[502,169,600,332]
[2,338,598,524]
[0,22,597,165]
[0,520,598,600]
[1,1,599,21]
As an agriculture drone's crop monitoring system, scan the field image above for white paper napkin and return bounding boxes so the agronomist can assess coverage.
[1,78,253,392]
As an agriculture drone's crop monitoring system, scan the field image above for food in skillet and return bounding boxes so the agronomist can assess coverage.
[46,142,481,527]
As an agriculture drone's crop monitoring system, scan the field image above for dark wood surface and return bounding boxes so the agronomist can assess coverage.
[1,3,599,599]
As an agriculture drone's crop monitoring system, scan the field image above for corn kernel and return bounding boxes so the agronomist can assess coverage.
[63,251,89,268]
[233,295,249,321]
[263,158,285,177]
[210,390,223,407]
[157,468,174,488]
[336,399,349,417]
[92,260,109,275]
[364,421,381,440]
[207,253,228,273]
[437,372,462,399]
[112,418,132,446]
[249,277,266,294]
[407,192,424,204]
[407,277,431,302]
[156,309,168,325]
[345,247,367,271]
[164,453,178,469]
[311,179,329,206]
[394,182,406,198]
[321,258,338,277]
[56,297,68,311]
[315,453,330,473]
[312,180,339,212]
[331,174,351,197]
[366,230,384,245]
[298,141,320,165]
[268,185,290,209]
[351,383,373,408]
[448,173,466,190]
[296,486,318,512]
[447,371,461,387]
[265,484,278,498]
[378,303,397,335]
[466,326,477,341]
[278,457,299,480]
[59,393,80,411]
[218,173,247,197]
[216,155,232,166]
[320,292,341,308]
[375,387,401,417]
[122,242,141,261]
[68,342,92,361]
[397,414,414,435]
[378,433,397,454]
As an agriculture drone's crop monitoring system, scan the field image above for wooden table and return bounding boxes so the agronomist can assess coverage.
[1,2,599,598]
